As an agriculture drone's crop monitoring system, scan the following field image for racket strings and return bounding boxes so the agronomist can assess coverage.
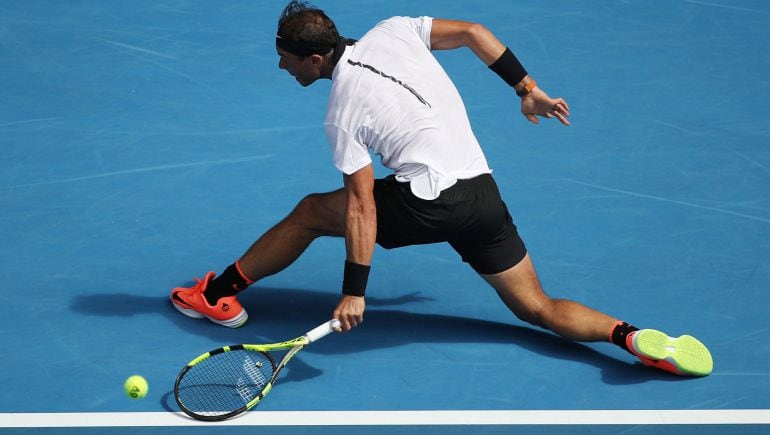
[176,349,275,417]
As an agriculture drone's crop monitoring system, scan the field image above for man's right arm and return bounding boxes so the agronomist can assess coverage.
[429,19,506,66]
[429,18,570,126]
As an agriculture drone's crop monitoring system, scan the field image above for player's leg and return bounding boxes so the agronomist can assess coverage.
[481,254,619,342]
[446,177,617,341]
[237,189,347,281]
[170,188,347,327]
[451,174,712,375]
[482,256,713,376]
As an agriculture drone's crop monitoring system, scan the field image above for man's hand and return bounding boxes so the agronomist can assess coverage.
[332,295,366,332]
[521,87,571,126]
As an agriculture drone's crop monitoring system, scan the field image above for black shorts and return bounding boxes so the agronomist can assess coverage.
[373,173,527,275]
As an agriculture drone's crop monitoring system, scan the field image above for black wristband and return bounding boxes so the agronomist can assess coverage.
[488,47,527,88]
[342,260,370,297]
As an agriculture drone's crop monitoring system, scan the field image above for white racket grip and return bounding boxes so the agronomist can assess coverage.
[305,319,341,343]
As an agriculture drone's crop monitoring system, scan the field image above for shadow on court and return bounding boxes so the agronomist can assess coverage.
[71,285,690,390]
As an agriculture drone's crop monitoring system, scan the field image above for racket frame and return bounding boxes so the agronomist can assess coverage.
[174,320,338,421]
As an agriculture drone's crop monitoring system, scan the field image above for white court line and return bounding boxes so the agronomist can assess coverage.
[1,410,770,427]
[5,154,275,189]
[565,179,770,225]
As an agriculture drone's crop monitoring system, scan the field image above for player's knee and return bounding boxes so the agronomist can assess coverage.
[291,193,342,235]
[517,298,553,329]
[292,193,323,224]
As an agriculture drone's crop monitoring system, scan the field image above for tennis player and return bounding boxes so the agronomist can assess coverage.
[171,1,713,376]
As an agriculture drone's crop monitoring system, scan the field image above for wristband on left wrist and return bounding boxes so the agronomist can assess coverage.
[342,260,370,297]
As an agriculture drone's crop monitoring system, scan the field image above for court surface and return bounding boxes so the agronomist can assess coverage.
[1,0,769,433]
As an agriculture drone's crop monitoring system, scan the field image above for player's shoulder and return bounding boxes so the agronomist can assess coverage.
[363,16,433,46]
[373,15,433,30]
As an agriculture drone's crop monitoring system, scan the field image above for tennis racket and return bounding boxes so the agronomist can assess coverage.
[174,319,341,421]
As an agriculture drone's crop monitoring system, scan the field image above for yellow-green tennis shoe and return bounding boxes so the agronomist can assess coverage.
[628,329,713,376]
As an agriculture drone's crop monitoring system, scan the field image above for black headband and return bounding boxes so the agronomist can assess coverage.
[275,34,334,56]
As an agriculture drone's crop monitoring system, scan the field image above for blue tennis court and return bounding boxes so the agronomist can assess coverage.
[1,0,769,433]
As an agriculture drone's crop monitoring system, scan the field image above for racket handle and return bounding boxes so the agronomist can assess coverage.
[305,319,341,343]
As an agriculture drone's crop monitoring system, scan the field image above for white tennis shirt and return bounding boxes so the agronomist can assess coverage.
[325,16,491,200]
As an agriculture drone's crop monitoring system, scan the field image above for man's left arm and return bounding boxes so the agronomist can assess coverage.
[333,164,377,332]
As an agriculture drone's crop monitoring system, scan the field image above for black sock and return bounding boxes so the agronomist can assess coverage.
[610,321,640,354]
[204,262,253,305]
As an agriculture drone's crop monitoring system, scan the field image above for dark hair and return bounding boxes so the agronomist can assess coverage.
[276,1,339,56]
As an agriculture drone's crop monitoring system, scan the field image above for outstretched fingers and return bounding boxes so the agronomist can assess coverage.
[521,90,571,126]
[550,99,570,126]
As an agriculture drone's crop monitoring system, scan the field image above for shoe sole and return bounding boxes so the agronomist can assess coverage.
[171,299,249,328]
[632,329,713,376]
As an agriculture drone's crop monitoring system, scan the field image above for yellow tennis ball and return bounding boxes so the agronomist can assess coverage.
[124,375,148,400]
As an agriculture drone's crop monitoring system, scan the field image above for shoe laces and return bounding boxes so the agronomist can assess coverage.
[190,272,216,293]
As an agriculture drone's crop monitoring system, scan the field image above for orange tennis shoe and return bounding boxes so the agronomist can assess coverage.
[170,272,248,328]
[627,329,713,376]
